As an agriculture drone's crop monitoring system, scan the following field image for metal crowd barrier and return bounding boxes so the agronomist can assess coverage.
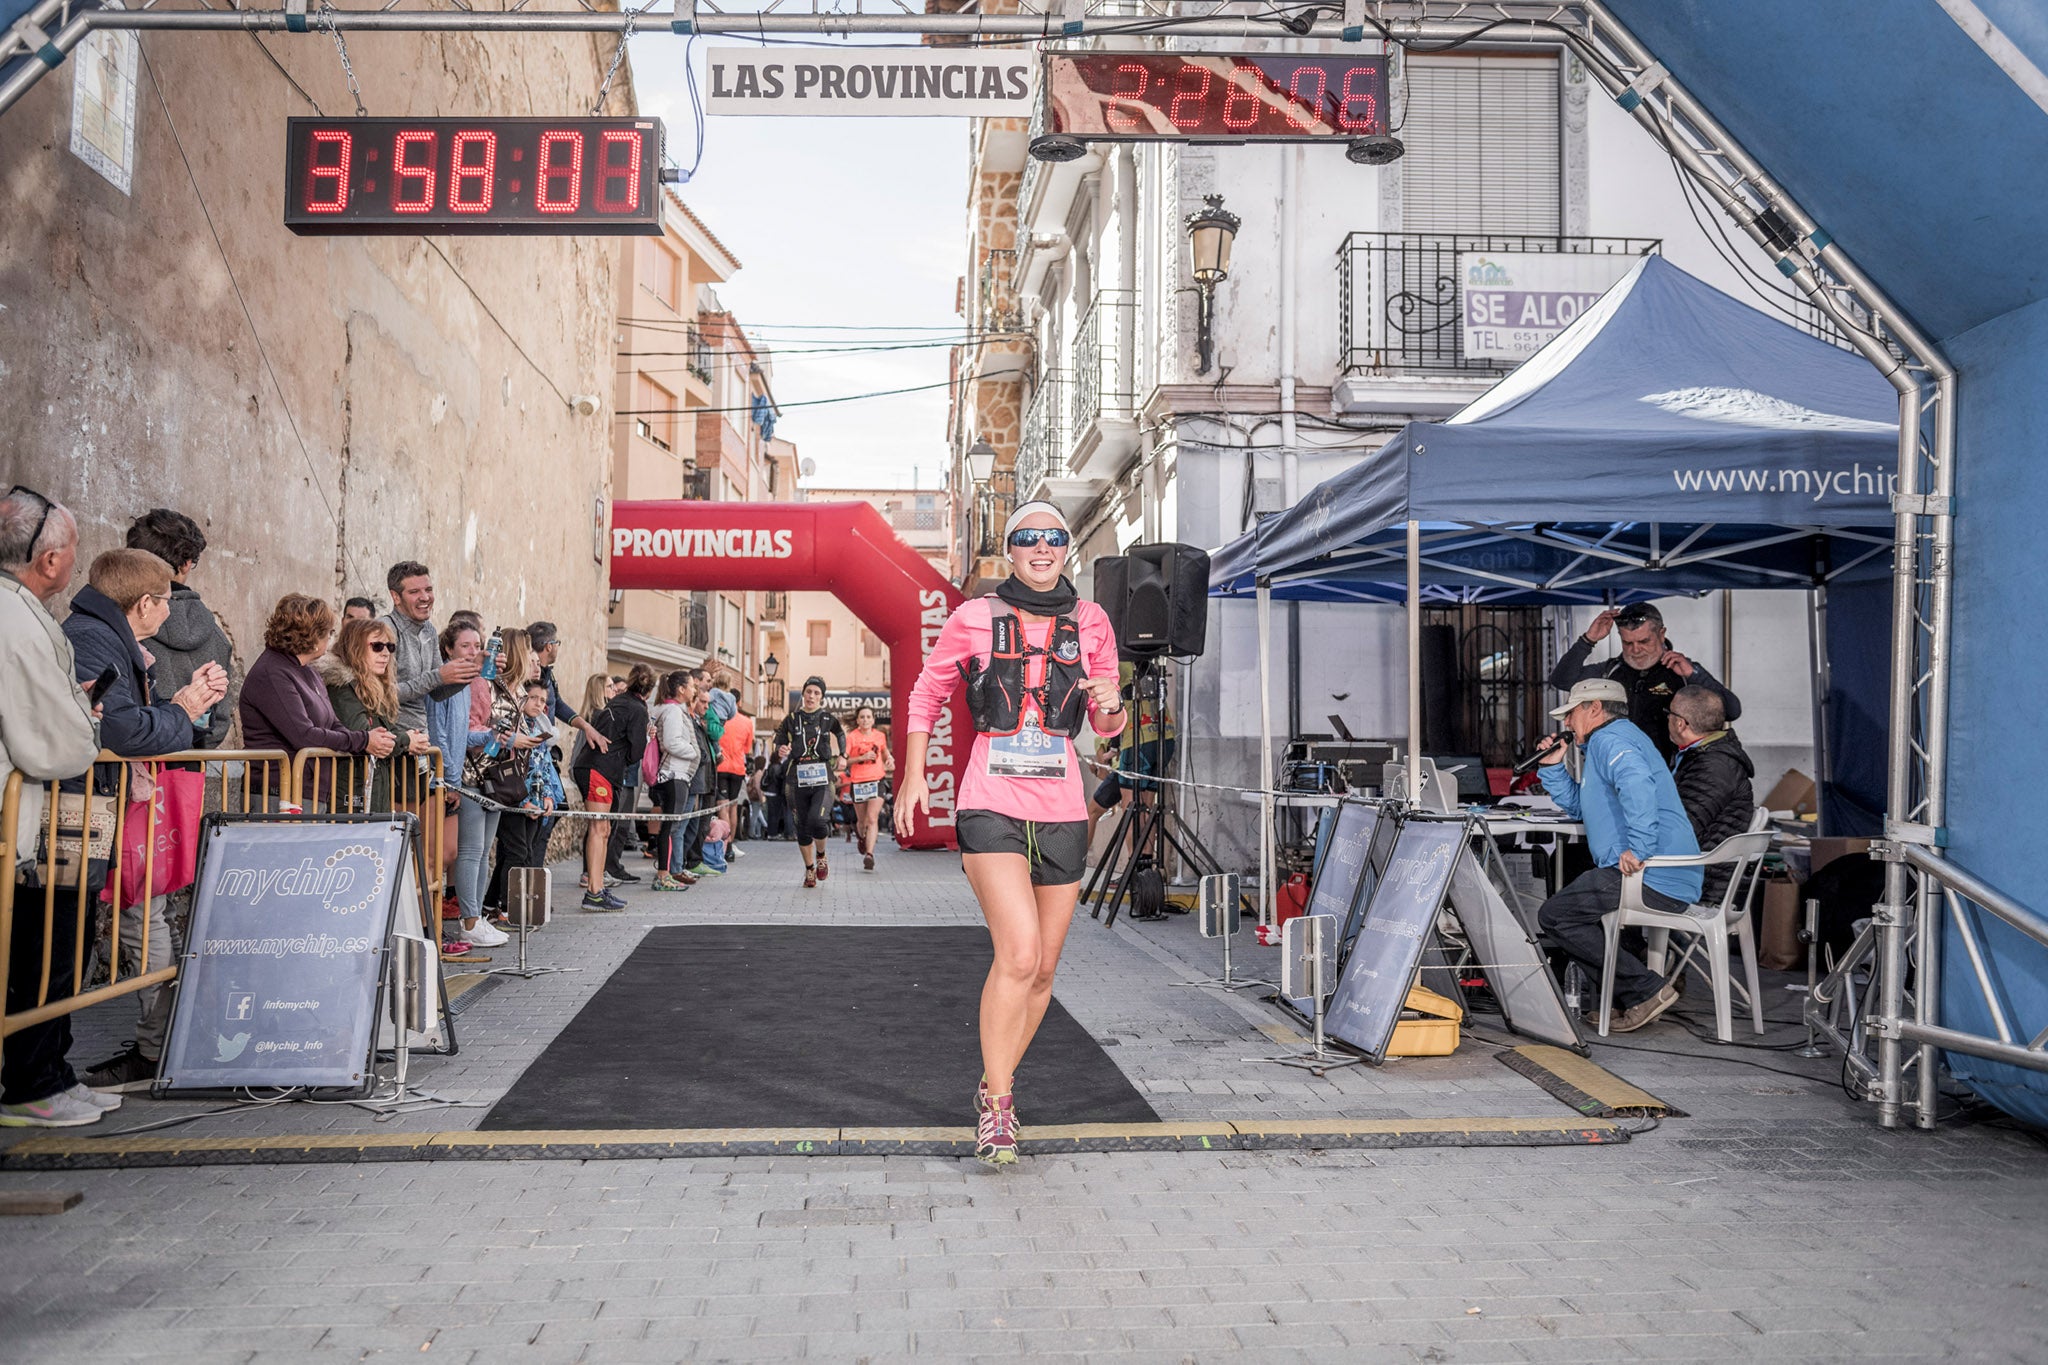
[288,747,448,930]
[0,749,293,1060]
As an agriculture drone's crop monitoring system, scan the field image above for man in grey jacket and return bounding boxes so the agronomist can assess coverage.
[380,560,479,735]
[0,487,107,1128]
[125,509,237,749]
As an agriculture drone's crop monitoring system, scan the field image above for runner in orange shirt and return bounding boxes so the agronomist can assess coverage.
[844,703,894,872]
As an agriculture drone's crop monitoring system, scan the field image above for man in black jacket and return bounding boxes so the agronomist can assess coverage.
[1549,603,1741,763]
[1667,685,1756,903]
[124,509,236,750]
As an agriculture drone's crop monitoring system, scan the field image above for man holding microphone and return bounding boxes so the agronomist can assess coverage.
[1531,677,1702,1034]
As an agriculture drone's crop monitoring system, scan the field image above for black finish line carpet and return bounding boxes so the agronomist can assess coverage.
[480,925,1158,1131]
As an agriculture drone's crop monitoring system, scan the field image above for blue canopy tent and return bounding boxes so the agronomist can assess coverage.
[1209,255,1899,931]
[1602,0,2048,1139]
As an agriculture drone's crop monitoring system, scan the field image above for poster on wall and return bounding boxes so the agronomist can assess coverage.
[67,0,138,194]
[1458,251,1638,362]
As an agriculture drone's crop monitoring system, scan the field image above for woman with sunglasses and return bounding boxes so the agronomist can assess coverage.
[895,501,1124,1166]
[321,617,431,811]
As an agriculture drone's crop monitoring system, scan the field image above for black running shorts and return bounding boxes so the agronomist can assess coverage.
[955,809,1089,887]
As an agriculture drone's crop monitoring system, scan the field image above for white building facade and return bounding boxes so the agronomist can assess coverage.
[951,39,1825,868]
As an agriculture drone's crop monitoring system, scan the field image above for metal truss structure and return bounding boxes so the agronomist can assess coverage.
[0,0,2013,1130]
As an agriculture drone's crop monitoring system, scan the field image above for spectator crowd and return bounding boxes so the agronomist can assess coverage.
[0,486,773,1130]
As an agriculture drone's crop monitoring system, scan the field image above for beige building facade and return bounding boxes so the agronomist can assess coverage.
[0,25,633,703]
[605,193,790,720]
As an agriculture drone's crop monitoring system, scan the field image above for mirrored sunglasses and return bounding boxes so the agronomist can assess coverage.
[1008,527,1071,549]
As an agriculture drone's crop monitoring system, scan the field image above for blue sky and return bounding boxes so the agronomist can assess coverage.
[631,42,969,492]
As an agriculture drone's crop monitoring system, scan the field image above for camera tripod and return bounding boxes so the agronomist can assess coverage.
[1085,658,1220,927]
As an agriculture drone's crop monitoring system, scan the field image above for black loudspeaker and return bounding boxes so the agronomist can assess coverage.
[1094,542,1210,659]
[1419,622,1459,753]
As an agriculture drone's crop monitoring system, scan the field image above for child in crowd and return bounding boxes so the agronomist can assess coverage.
[700,814,732,874]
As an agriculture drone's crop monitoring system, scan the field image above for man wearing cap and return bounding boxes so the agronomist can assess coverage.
[1532,677,1702,1033]
[1548,603,1740,763]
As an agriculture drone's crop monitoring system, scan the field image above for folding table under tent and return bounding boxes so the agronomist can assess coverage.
[1207,254,1901,923]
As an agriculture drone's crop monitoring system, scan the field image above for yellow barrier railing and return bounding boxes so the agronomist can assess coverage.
[288,747,449,928]
[1,749,293,1047]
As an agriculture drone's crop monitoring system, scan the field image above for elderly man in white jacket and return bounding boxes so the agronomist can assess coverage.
[0,487,106,1128]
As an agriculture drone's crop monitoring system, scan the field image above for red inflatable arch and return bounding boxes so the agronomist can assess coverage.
[609,501,966,849]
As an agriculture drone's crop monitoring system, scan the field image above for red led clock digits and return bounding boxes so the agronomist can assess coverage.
[1167,65,1213,129]
[1284,67,1328,131]
[535,130,583,213]
[393,130,437,213]
[1221,68,1262,131]
[450,130,496,213]
[1338,67,1378,131]
[1107,62,1149,132]
[306,129,351,212]
[595,130,641,212]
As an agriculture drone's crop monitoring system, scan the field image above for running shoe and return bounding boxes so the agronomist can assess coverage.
[652,871,689,892]
[464,920,510,948]
[815,853,830,882]
[976,1093,1018,1166]
[0,1092,104,1128]
[686,863,721,878]
[581,891,627,914]
[67,1082,121,1112]
[613,868,643,884]
[803,867,818,890]
[82,1047,157,1093]
[863,853,875,872]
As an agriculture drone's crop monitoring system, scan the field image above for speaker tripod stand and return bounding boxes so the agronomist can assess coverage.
[1085,660,1219,927]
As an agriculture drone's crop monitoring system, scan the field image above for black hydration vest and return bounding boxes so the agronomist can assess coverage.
[961,600,1090,738]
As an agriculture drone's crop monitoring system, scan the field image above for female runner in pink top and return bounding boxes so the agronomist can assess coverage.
[896,501,1125,1165]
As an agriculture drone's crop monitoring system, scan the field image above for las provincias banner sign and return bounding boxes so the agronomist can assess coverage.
[705,47,1035,116]
[608,500,966,850]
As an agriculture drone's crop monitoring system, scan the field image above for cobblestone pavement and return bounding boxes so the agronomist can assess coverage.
[4,836,2047,1362]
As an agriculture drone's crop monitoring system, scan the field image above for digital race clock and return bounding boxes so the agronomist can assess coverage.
[284,117,663,236]
[1044,53,1389,141]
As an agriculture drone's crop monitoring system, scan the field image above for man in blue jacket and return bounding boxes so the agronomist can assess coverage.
[1534,678,1702,1033]
[62,548,228,1091]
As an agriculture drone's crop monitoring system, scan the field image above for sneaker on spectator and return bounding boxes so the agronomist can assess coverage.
[465,920,510,948]
[687,863,719,878]
[614,868,643,883]
[0,1091,105,1127]
[582,890,627,913]
[67,1083,121,1111]
[652,872,689,892]
[728,846,745,860]
[441,938,472,958]
[83,1047,158,1093]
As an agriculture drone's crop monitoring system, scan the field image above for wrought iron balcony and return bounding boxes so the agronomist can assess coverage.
[1074,289,1137,434]
[760,591,789,622]
[1337,232,1660,376]
[681,593,711,652]
[1016,370,1072,498]
[686,323,713,385]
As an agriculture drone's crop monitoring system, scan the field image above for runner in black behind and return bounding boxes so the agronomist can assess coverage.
[774,676,847,888]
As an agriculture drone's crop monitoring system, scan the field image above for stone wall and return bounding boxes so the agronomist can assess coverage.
[0,25,632,709]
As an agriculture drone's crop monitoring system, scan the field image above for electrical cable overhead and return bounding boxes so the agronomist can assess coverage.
[615,377,955,418]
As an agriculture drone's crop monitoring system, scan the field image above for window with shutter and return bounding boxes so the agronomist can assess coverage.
[1402,55,1561,235]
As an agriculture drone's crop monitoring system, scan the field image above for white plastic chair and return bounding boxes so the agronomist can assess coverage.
[1597,820,1774,1042]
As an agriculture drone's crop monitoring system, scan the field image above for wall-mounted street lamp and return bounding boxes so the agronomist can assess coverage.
[763,652,781,680]
[966,439,998,486]
[1184,193,1241,375]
